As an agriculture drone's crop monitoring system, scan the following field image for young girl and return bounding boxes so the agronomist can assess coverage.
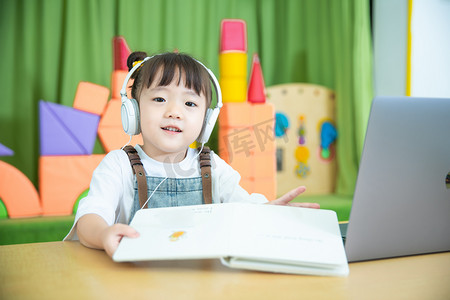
[65,52,319,257]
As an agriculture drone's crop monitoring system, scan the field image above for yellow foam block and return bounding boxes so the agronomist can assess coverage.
[39,155,105,216]
[219,102,252,128]
[111,70,128,99]
[0,161,42,218]
[73,81,109,115]
[219,78,247,103]
[253,153,276,178]
[253,178,277,201]
[219,53,247,78]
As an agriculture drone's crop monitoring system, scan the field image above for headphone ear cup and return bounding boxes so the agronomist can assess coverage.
[197,108,220,144]
[121,98,141,135]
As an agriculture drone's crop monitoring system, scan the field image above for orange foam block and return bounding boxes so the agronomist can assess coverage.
[98,99,143,152]
[98,127,143,152]
[111,70,128,99]
[248,54,266,104]
[253,178,276,201]
[239,178,254,193]
[219,102,252,128]
[253,153,276,178]
[227,152,252,179]
[251,104,276,154]
[39,155,105,216]
[73,81,110,115]
[252,102,274,124]
[0,161,42,218]
[218,127,255,159]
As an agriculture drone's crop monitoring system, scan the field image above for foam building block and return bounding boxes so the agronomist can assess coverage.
[219,19,248,103]
[220,19,247,53]
[219,102,277,200]
[98,99,143,152]
[219,102,252,128]
[111,70,129,99]
[0,160,42,218]
[73,81,109,115]
[39,155,105,216]
[0,143,14,156]
[219,53,247,77]
[39,101,100,155]
[219,78,247,103]
[248,54,266,104]
[253,178,276,201]
[113,36,132,71]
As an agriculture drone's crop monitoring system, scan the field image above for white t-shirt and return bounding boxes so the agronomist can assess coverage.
[65,145,268,240]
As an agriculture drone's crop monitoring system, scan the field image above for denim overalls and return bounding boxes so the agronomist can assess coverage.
[129,176,204,222]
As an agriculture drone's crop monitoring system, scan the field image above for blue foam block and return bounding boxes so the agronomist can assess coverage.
[39,101,100,155]
[0,143,14,156]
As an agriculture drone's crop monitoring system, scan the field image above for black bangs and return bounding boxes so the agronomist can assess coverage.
[135,53,212,106]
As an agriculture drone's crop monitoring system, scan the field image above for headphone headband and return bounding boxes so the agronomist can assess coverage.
[120,54,222,144]
[120,55,222,110]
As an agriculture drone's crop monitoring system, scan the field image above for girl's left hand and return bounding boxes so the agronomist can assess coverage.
[267,186,320,209]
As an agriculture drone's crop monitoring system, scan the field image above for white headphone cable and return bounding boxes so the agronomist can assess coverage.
[139,144,206,210]
[121,135,133,150]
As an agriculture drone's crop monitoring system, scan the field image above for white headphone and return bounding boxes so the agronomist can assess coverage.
[119,55,223,145]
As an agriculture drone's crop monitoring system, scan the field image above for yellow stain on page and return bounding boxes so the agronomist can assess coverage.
[169,231,186,242]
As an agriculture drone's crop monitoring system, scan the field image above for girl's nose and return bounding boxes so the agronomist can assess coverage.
[164,102,182,119]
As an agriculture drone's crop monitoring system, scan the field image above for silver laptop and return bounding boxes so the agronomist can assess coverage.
[344,96,450,262]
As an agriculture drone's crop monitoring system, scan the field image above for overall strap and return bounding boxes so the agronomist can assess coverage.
[199,147,212,204]
[123,146,148,209]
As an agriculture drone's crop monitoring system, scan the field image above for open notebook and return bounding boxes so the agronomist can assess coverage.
[113,203,349,276]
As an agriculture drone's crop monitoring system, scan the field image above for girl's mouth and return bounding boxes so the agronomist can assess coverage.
[162,126,182,133]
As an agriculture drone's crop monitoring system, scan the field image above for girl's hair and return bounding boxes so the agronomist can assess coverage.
[127,51,212,108]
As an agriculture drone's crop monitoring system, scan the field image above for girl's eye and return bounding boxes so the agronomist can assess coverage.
[185,101,197,107]
[153,97,165,103]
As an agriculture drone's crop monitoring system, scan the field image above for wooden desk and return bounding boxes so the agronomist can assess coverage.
[0,242,449,300]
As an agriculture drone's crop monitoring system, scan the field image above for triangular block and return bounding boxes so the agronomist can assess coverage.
[0,143,14,156]
[73,81,109,115]
[39,101,100,155]
[248,54,266,104]
[113,36,132,71]
[220,19,247,53]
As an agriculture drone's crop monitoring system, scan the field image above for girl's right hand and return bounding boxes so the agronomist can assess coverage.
[100,224,140,257]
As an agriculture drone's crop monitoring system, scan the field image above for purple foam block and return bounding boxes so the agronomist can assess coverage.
[0,143,14,156]
[39,100,100,155]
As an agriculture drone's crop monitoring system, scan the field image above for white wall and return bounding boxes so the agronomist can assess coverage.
[410,0,450,98]
[373,0,408,96]
[373,0,450,98]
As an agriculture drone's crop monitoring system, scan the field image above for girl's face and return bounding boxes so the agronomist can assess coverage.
[138,69,207,163]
